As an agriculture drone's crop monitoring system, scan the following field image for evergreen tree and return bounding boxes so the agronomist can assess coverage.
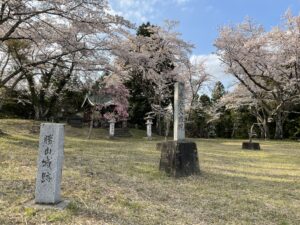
[186,94,212,138]
[136,22,154,37]
[199,94,211,107]
[124,22,176,132]
[211,81,225,102]
[124,22,154,128]
[211,81,232,137]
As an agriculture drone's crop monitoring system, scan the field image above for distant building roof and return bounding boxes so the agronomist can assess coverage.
[81,93,115,108]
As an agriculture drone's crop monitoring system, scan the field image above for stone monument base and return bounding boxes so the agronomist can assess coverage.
[157,141,200,177]
[107,135,115,139]
[143,137,153,141]
[242,142,261,150]
[26,200,70,210]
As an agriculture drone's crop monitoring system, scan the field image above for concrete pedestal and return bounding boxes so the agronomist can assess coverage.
[157,141,200,177]
[242,142,261,150]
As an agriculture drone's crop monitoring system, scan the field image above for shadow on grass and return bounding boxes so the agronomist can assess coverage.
[0,131,10,138]
[1,135,38,150]
[68,201,135,225]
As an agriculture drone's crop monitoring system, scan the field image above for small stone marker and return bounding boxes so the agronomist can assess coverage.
[174,82,185,141]
[35,123,64,204]
[109,118,116,137]
[145,115,153,140]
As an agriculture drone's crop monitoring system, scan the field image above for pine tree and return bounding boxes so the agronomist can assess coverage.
[211,81,225,102]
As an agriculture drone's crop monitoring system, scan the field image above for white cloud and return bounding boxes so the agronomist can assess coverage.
[191,54,237,91]
[109,0,191,23]
[109,0,159,22]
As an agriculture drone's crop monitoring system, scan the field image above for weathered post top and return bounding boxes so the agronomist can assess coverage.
[35,123,64,204]
[109,118,116,123]
[174,82,185,141]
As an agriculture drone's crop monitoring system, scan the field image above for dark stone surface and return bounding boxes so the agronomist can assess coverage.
[67,116,83,128]
[114,128,132,137]
[242,142,261,150]
[157,141,200,177]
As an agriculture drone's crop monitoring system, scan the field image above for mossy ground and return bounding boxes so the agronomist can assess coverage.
[0,119,299,225]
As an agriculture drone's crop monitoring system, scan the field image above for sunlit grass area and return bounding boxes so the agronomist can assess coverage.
[0,119,299,225]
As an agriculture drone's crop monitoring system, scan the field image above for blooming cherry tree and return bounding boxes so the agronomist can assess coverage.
[215,12,300,139]
[0,0,132,119]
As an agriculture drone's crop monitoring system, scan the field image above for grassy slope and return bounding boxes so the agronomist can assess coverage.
[0,119,299,225]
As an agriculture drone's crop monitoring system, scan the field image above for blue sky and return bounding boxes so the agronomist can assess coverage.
[109,0,300,89]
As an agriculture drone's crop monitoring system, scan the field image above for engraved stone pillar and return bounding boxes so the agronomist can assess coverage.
[144,114,153,140]
[109,118,116,137]
[174,82,185,141]
[146,121,152,138]
[35,123,64,204]
[157,82,200,177]
[146,119,153,139]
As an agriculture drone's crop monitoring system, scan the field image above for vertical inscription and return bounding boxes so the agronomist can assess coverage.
[109,118,116,137]
[41,135,53,184]
[35,123,64,204]
[174,82,185,141]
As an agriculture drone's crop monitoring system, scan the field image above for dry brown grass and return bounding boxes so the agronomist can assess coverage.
[0,119,299,225]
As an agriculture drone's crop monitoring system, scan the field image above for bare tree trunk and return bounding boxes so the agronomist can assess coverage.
[258,118,270,140]
[33,105,51,121]
[165,117,170,141]
[258,125,264,139]
[156,98,163,136]
[34,106,41,120]
[254,110,270,140]
[231,122,238,138]
[87,110,94,139]
[187,99,194,122]
[274,113,284,139]
[157,114,162,136]
[262,119,270,140]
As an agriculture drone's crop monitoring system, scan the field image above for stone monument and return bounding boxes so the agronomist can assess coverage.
[145,114,153,140]
[109,118,116,138]
[35,123,64,204]
[157,82,200,177]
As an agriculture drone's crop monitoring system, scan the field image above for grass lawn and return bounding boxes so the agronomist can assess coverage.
[0,119,299,225]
